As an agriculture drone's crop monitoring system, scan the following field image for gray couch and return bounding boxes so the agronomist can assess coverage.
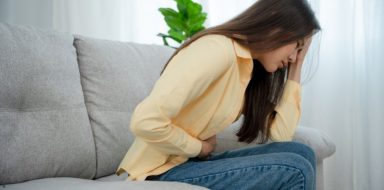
[0,23,336,190]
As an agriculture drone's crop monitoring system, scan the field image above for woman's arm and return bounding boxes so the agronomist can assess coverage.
[130,35,232,157]
[269,80,301,141]
[270,37,312,141]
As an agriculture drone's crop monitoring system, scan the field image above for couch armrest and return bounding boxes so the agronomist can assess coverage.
[214,116,336,161]
[292,126,336,160]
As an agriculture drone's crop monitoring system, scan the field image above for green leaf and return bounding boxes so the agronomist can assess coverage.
[157,33,170,46]
[158,0,207,46]
[188,14,206,30]
[159,8,186,32]
[186,1,202,18]
[164,16,185,31]
[190,26,205,35]
[157,33,179,48]
[168,29,186,42]
[158,8,178,18]
[176,0,188,19]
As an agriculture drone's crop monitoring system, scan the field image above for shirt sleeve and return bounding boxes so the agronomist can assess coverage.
[130,35,232,157]
[269,80,302,141]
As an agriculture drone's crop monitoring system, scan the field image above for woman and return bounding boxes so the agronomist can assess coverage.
[117,0,321,189]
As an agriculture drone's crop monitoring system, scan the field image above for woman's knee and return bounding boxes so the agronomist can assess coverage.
[277,141,317,168]
[280,152,316,189]
[293,142,316,163]
[245,152,316,189]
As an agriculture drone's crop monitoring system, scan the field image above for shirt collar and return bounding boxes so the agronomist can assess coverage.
[232,40,253,60]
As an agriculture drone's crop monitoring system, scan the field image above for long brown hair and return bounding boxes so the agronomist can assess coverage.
[161,0,321,143]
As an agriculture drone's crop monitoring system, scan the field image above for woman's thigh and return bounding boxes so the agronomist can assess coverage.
[158,151,315,190]
[210,141,316,170]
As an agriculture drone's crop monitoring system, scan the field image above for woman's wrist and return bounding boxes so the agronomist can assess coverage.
[198,136,216,158]
[198,141,212,158]
[288,64,302,83]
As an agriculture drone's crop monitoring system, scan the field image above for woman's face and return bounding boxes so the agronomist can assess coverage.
[253,39,305,72]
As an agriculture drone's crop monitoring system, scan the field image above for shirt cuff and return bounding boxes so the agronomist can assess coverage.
[183,134,203,157]
[280,80,301,104]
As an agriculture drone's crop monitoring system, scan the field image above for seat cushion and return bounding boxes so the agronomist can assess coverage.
[73,35,174,178]
[2,177,208,190]
[0,23,96,184]
[215,115,336,160]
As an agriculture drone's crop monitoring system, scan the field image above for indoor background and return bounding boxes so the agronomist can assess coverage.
[0,0,383,189]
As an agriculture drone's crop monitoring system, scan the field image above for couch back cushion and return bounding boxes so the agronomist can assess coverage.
[0,23,96,184]
[74,36,174,178]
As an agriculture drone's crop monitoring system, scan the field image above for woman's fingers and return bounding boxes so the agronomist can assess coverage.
[296,37,312,62]
[197,135,217,159]
[206,135,217,146]
[288,37,312,82]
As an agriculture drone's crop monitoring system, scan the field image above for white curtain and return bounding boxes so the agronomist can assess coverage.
[51,0,256,44]
[1,0,383,189]
[53,0,170,43]
[301,0,384,189]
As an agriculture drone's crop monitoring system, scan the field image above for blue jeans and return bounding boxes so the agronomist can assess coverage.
[153,142,316,190]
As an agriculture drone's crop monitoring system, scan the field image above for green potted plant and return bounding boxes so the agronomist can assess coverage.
[158,0,207,48]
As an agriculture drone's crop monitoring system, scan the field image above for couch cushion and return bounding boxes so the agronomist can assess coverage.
[0,23,96,184]
[2,177,208,190]
[73,35,174,178]
[215,115,336,160]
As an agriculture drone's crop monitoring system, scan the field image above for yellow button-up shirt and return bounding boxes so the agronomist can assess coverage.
[116,34,301,180]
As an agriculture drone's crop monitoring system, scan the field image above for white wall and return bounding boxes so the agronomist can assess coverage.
[0,0,53,29]
[0,0,256,45]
